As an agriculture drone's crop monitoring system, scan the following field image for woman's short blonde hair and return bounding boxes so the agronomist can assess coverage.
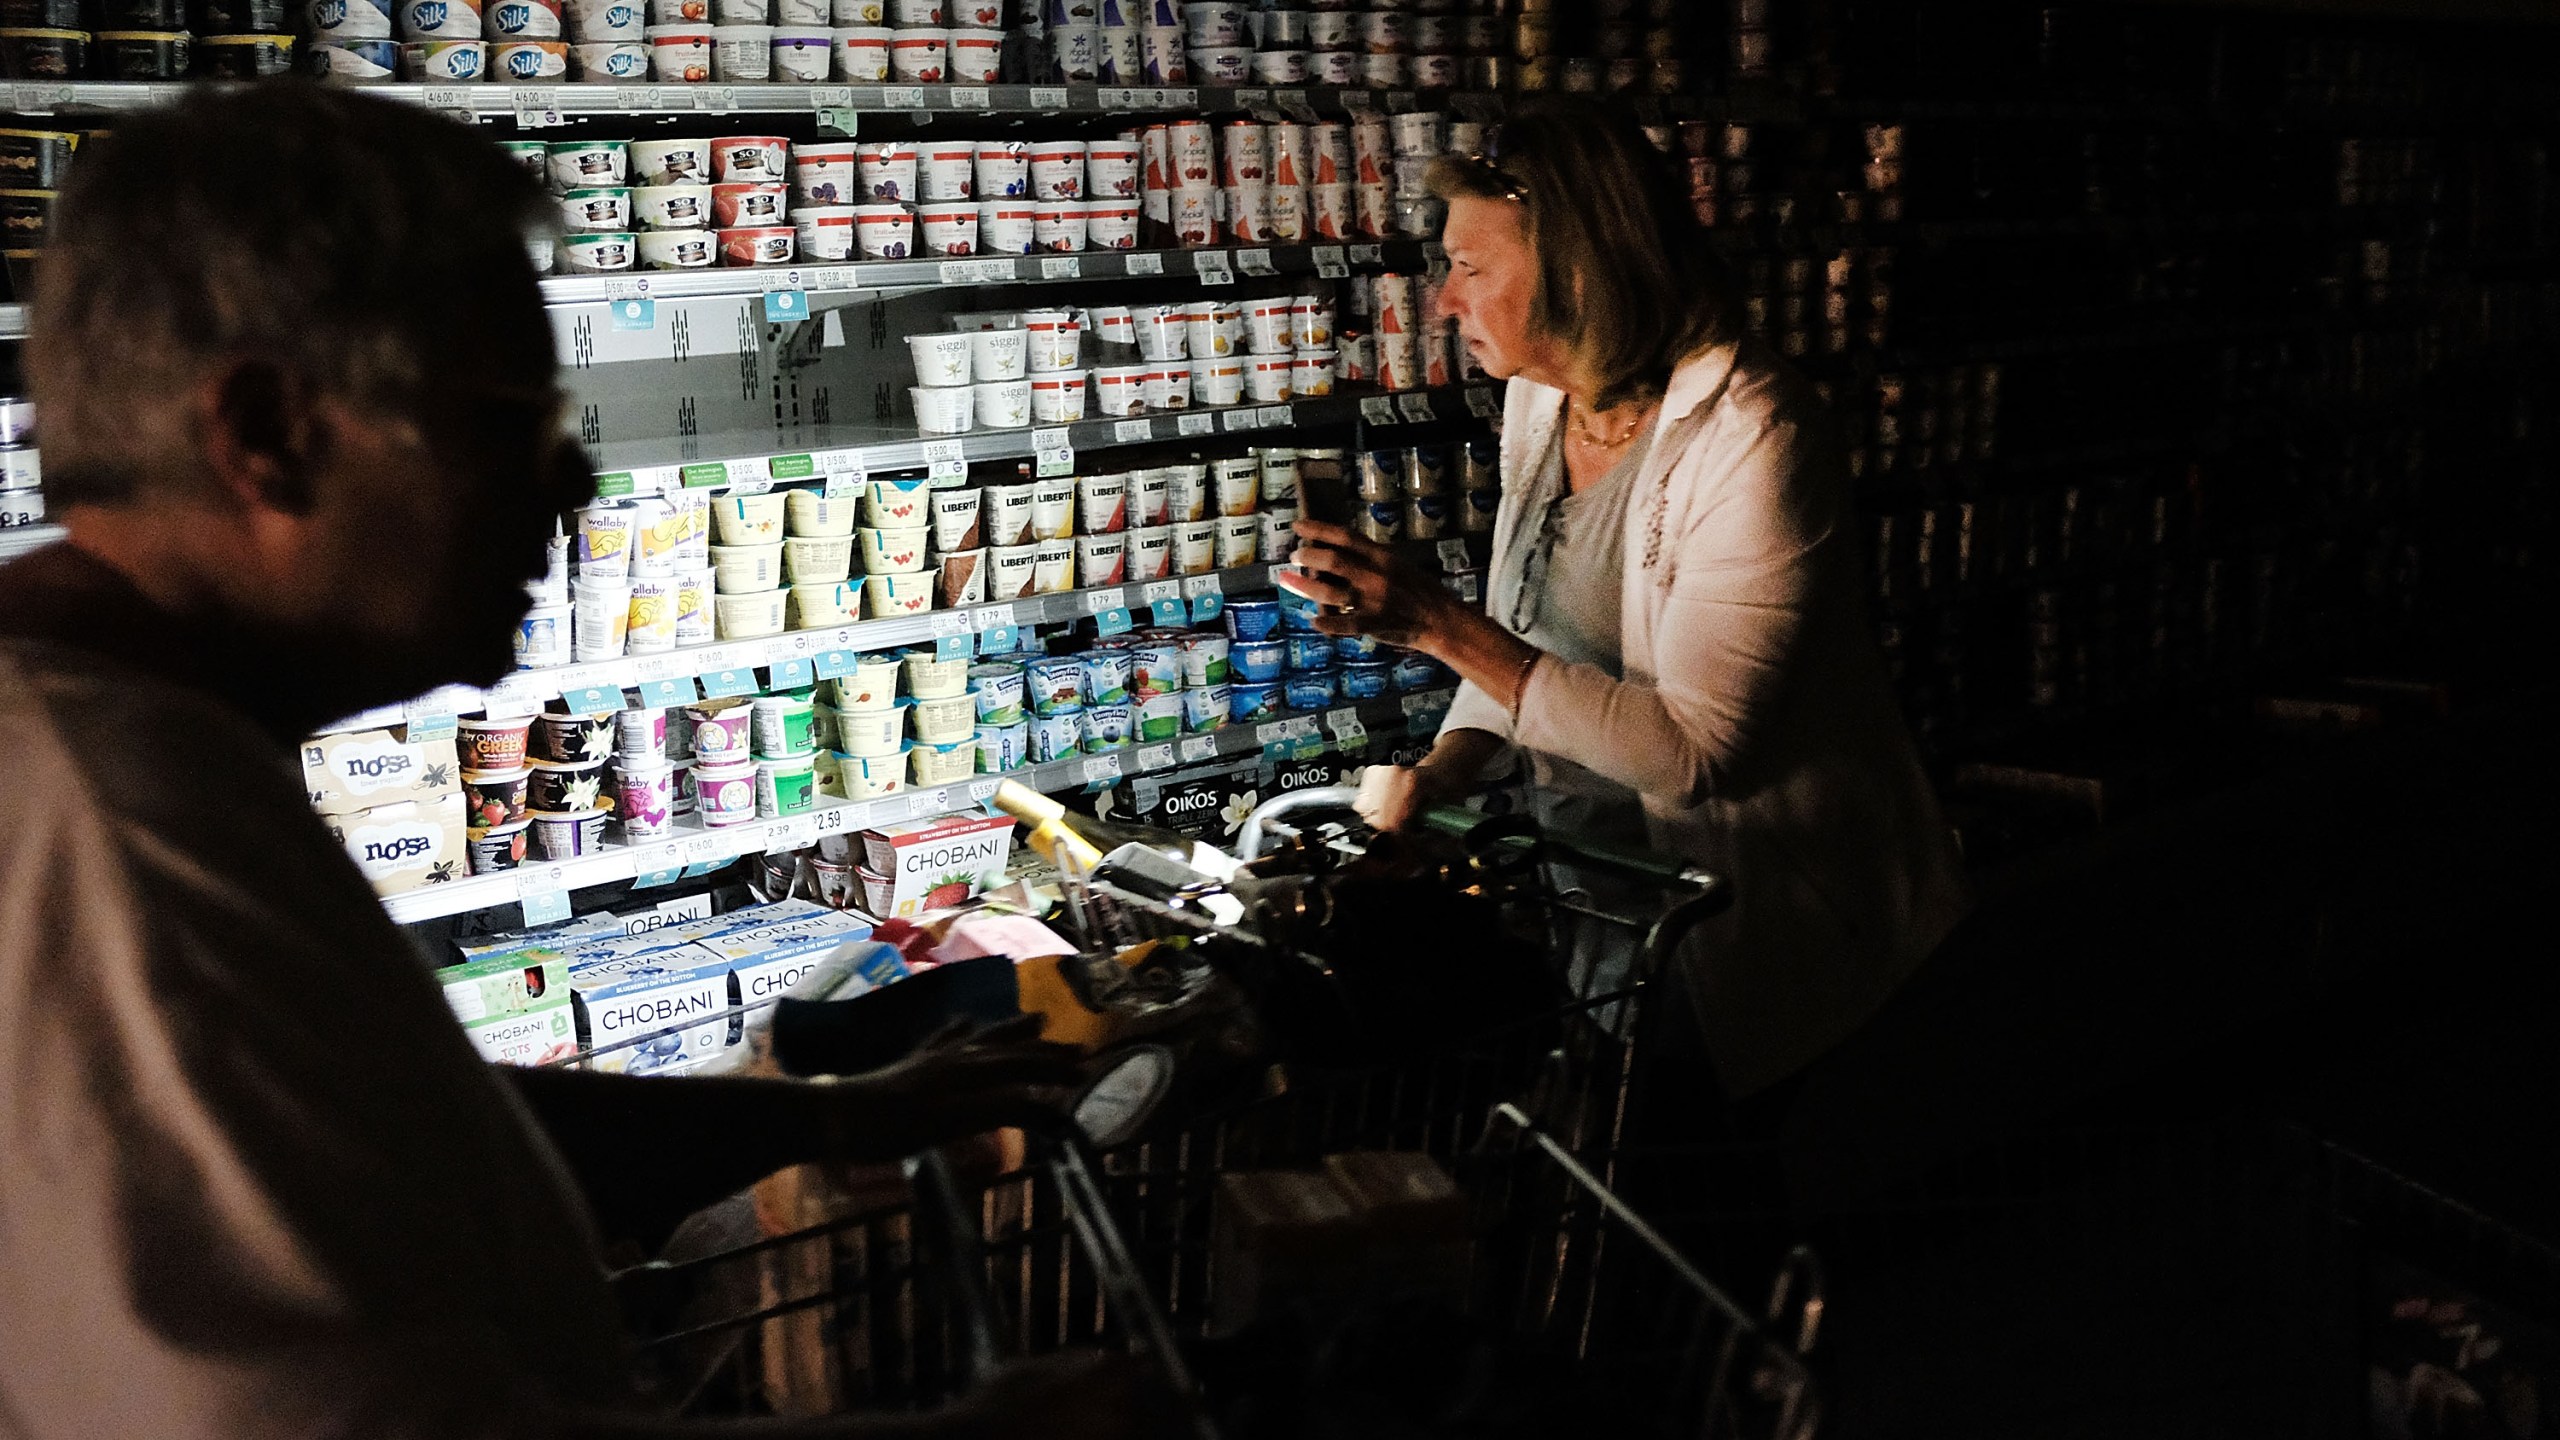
[1427,96,1735,411]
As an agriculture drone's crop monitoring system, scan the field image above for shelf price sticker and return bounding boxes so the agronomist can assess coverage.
[950,86,990,109]
[763,289,809,323]
[1141,580,1186,626]
[512,89,564,128]
[693,85,738,112]
[1236,247,1277,278]
[922,439,968,483]
[973,604,1019,655]
[610,297,657,331]
[1312,245,1350,279]
[631,866,682,891]
[723,456,774,494]
[1033,427,1075,478]
[821,449,868,499]
[1276,89,1316,121]
[560,684,621,717]
[882,86,927,109]
[1326,707,1368,753]
[636,675,698,709]
[967,777,1001,803]
[1436,538,1472,573]
[810,85,853,109]
[767,655,816,691]
[519,888,574,927]
[1112,418,1155,445]
[1081,753,1125,792]
[1465,386,1499,418]
[1085,587,1134,638]
[1181,572,1225,624]
[1396,393,1438,424]
[1125,252,1164,277]
[1349,243,1382,266]
[1178,412,1216,438]
[1221,408,1263,434]
[1359,396,1397,426]
[931,610,973,660]
[1178,734,1220,764]
[1256,405,1290,427]
[1027,86,1069,109]
[813,648,860,680]
[1041,255,1081,280]
[1135,742,1177,774]
[700,666,760,699]
[1192,250,1236,286]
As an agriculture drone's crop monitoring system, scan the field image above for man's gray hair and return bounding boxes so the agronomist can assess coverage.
[27,82,554,508]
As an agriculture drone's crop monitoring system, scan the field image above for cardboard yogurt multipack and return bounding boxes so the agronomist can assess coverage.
[856,811,1015,917]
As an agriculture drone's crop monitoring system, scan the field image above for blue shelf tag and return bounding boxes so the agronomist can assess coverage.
[636,676,697,709]
[977,623,1019,655]
[1149,597,1188,626]
[766,656,816,691]
[611,297,656,331]
[935,632,972,660]
[814,648,859,680]
[1188,592,1225,625]
[679,860,725,879]
[630,867,681,891]
[763,289,808,323]
[560,685,620,717]
[520,889,572,926]
[1093,605,1135,639]
[699,667,759,700]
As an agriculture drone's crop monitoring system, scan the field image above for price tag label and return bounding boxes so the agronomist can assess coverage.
[1397,393,1438,424]
[560,685,621,717]
[693,85,737,112]
[1277,89,1315,121]
[700,667,760,699]
[1257,405,1290,427]
[780,814,822,849]
[1222,409,1263,433]
[767,656,815,691]
[1236,247,1277,278]
[934,632,972,660]
[520,888,574,926]
[724,457,774,494]
[1162,88,1198,108]
[1466,385,1499,418]
[1028,86,1069,109]
[1349,243,1382,265]
[1082,587,1128,616]
[763,289,808,323]
[967,777,1001,803]
[883,86,926,109]
[1178,412,1216,438]
[421,85,473,111]
[1033,426,1075,478]
[1313,245,1350,279]
[907,791,944,817]
[813,648,859,679]
[610,297,657,331]
[1339,89,1375,113]
[1192,250,1236,286]
[1141,579,1184,625]
[402,710,459,743]
[809,805,849,836]
[1326,707,1368,751]
[1113,418,1155,445]
[1125,252,1164,277]
[951,86,990,109]
[1182,571,1225,624]
[811,86,853,108]
[1092,605,1135,638]
[483,678,542,717]
[1235,87,1270,112]
[923,439,968,483]
[822,451,868,498]
[683,834,726,864]
[512,89,564,128]
[631,867,682,890]
[637,676,698,709]
[1179,735,1220,764]
[1040,255,1081,279]
[1135,743,1176,773]
[1360,397,1397,425]
[1081,753,1125,789]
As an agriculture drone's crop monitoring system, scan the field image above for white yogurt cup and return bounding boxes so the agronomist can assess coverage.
[632,182,712,229]
[908,330,973,388]
[1084,198,1139,249]
[792,205,857,261]
[917,140,975,202]
[853,202,914,258]
[564,0,641,36]
[629,137,710,185]
[968,327,1027,382]
[947,24,999,79]
[637,228,717,268]
[1028,371,1087,423]
[572,39,647,73]
[976,200,1035,255]
[854,137,913,200]
[886,27,944,82]
[770,24,829,76]
[1190,357,1245,407]
[832,21,889,76]
[829,0,878,18]
[1023,309,1080,372]
[917,201,978,257]
[560,231,637,272]
[1032,199,1086,252]
[1085,139,1139,198]
[643,21,712,77]
[973,138,1029,198]
[973,378,1032,430]
[792,141,860,205]
[1091,363,1147,417]
[1245,353,1293,403]
[1027,139,1086,200]
[710,21,772,75]
[911,385,977,435]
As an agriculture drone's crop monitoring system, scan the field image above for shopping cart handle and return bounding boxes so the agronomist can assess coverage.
[1417,805,1726,898]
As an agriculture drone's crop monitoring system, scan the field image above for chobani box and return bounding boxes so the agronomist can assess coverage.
[303,726,463,817]
[569,950,736,1076]
[688,905,875,966]
[856,811,1016,918]
[437,951,578,1067]
[451,893,718,965]
[734,933,905,1011]
[327,793,470,895]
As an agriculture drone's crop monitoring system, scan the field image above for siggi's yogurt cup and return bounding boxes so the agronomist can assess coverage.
[572,39,645,72]
[911,333,972,386]
[719,226,795,266]
[973,379,1032,430]
[492,34,569,71]
[638,229,717,268]
[911,385,975,435]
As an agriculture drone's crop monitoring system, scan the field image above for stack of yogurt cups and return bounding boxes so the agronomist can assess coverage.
[1072,289,1337,419]
[1042,0,1186,85]
[522,135,803,274]
[848,136,1140,263]
[554,488,713,666]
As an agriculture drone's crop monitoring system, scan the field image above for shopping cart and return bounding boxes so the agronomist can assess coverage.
[609,790,1821,1440]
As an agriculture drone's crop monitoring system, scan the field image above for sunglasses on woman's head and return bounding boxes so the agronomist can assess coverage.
[1458,149,1529,203]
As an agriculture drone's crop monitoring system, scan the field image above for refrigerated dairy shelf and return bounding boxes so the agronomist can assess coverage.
[379,683,1449,925]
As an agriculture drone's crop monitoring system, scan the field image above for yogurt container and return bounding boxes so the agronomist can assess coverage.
[571,39,645,73]
[460,767,532,829]
[466,820,530,874]
[630,137,712,186]
[1135,692,1183,742]
[458,715,536,772]
[614,763,676,838]
[968,661,1026,723]
[1282,634,1333,674]
[907,693,977,745]
[1283,669,1338,711]
[1127,639,1184,698]
[1029,709,1084,762]
[835,705,905,758]
[513,605,570,668]
[755,755,818,817]
[975,719,1029,774]
[839,749,905,798]
[642,20,710,76]
[1227,680,1282,724]
[909,738,975,787]
[1082,701,1133,751]
[695,757,758,826]
[633,183,713,230]
[685,700,753,760]
[1025,657,1084,717]
[1341,660,1390,700]
[492,35,569,72]
[1178,635,1229,686]
[710,134,789,183]
[1224,597,1279,642]
[560,231,636,272]
[486,0,560,34]
[1390,653,1441,693]
[1181,684,1229,734]
[752,693,818,757]
[1231,638,1286,682]
[525,756,610,812]
[719,226,795,266]
[1078,647,1132,705]
[638,229,718,269]
[530,710,615,763]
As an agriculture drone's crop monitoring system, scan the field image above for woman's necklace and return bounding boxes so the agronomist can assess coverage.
[1570,395,1655,450]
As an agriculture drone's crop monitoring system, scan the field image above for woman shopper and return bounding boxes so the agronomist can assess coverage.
[1279,97,1969,1113]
